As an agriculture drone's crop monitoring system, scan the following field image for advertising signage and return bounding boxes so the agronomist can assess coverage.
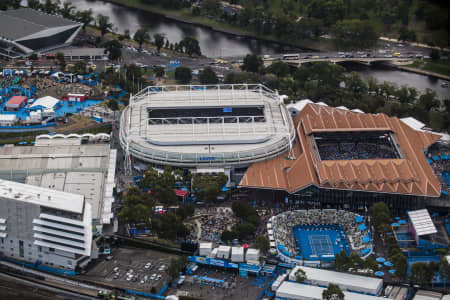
[209,258,226,268]
[239,263,260,273]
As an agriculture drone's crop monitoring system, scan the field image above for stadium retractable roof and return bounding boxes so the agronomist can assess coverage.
[407,209,437,236]
[240,103,442,197]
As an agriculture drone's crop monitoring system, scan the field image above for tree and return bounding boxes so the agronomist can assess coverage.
[154,66,165,78]
[176,204,195,220]
[73,60,87,74]
[180,36,202,57]
[266,61,290,77]
[241,54,263,73]
[28,0,41,10]
[193,173,228,203]
[255,235,270,254]
[295,268,307,283]
[134,27,150,49]
[332,19,378,49]
[391,253,408,280]
[439,257,450,289]
[44,0,60,14]
[108,99,119,111]
[76,9,94,31]
[322,283,344,300]
[123,29,131,40]
[154,34,165,53]
[199,67,218,84]
[430,49,440,60]
[56,52,66,71]
[29,53,38,61]
[334,250,351,271]
[168,256,188,280]
[410,262,429,286]
[221,230,236,244]
[175,66,192,84]
[96,14,113,38]
[103,39,122,61]
[118,187,154,227]
[60,1,75,19]
[140,167,178,206]
[202,0,220,15]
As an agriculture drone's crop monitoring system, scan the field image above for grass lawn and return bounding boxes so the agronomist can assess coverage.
[406,59,450,77]
[422,59,450,77]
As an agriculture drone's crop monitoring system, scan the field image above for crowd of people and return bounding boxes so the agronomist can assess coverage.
[317,141,399,160]
[196,207,236,242]
[270,209,371,259]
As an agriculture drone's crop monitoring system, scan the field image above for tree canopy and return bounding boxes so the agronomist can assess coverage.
[174,66,192,84]
[322,283,344,300]
[199,67,219,85]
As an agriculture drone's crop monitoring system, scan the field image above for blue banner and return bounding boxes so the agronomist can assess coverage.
[239,263,260,273]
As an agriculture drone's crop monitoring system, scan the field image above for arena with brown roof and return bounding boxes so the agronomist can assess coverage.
[240,103,442,198]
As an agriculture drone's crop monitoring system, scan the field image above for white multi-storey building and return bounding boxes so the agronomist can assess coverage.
[0,179,92,271]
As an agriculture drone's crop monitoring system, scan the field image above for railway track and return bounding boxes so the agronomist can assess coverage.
[0,268,99,300]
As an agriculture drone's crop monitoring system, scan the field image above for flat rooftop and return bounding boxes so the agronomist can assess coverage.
[0,144,111,172]
[290,266,382,293]
[276,282,386,300]
[0,178,84,214]
[26,172,104,220]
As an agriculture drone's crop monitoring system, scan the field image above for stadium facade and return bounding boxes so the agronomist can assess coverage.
[0,8,82,58]
[240,101,443,213]
[120,84,295,173]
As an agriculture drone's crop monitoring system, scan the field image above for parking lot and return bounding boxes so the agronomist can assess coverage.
[166,265,267,300]
[84,247,178,293]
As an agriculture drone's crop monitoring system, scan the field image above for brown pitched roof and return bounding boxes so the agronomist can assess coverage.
[240,103,441,197]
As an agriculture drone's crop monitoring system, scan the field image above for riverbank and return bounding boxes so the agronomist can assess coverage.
[101,0,333,52]
[392,59,450,81]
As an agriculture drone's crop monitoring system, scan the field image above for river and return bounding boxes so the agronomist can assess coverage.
[67,0,301,57]
[26,0,450,99]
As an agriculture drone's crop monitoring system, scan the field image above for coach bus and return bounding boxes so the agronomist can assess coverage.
[282,54,300,60]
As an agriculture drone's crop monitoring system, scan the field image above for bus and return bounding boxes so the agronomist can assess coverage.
[282,54,300,60]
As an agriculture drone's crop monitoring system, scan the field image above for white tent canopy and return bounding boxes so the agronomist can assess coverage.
[407,209,437,236]
[30,96,59,110]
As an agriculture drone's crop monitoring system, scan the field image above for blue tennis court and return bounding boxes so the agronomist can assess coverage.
[293,224,351,260]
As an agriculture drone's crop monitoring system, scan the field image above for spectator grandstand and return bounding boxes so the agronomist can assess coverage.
[269,209,372,266]
[314,131,401,161]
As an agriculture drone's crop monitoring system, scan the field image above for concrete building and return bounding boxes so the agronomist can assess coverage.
[0,140,116,231]
[0,179,92,271]
[0,8,82,58]
[289,266,383,296]
[5,96,27,111]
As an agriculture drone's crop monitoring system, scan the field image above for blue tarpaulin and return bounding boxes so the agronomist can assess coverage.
[355,216,364,223]
[362,235,371,243]
[358,224,367,231]
[376,257,386,263]
[398,220,407,225]
[432,156,439,161]
[427,158,433,164]
[389,269,396,274]
[391,223,400,227]
[375,271,384,277]
[384,261,393,267]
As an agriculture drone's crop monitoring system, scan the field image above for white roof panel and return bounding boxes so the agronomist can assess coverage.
[0,178,84,213]
[31,96,59,109]
[276,282,386,300]
[407,209,437,236]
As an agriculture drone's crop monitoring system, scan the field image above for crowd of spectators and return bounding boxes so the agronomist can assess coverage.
[317,140,399,160]
[271,209,371,258]
[196,207,236,242]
